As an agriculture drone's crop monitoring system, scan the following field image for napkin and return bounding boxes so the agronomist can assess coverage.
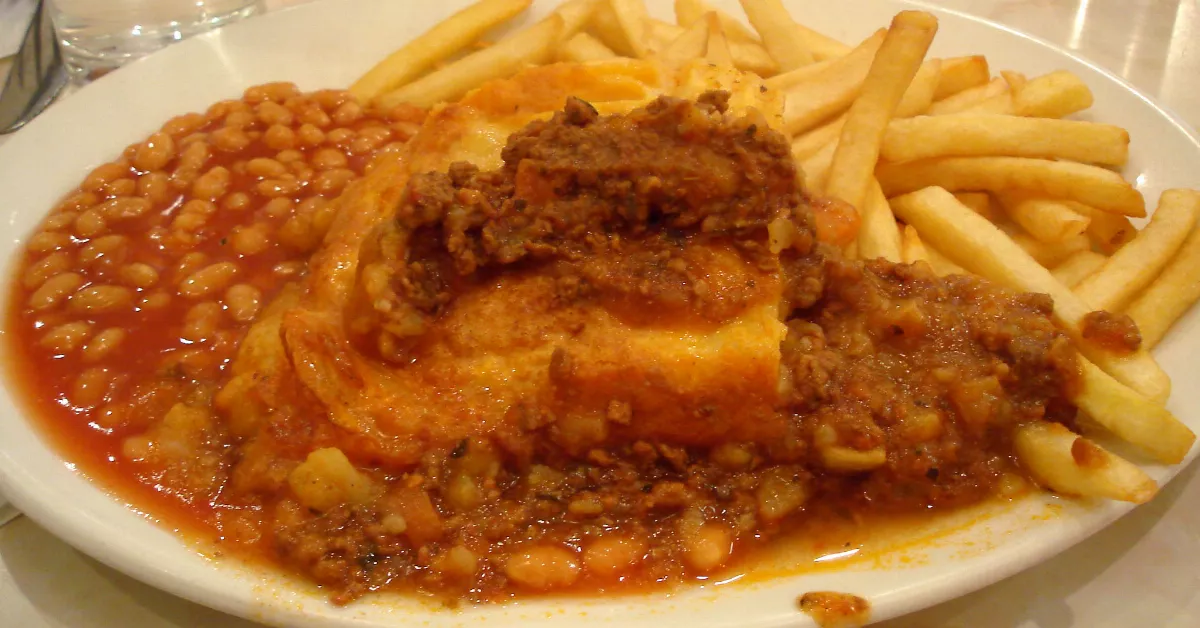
[1,0,38,59]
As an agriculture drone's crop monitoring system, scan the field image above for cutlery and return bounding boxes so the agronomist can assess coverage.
[0,0,68,134]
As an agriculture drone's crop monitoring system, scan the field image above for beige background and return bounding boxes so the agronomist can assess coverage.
[1,0,1198,626]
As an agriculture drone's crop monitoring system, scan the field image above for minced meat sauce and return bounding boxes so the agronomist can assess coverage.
[8,88,1082,603]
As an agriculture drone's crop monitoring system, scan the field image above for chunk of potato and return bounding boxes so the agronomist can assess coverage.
[287,447,374,511]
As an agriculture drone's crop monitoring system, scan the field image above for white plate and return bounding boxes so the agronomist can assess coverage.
[0,1,1197,626]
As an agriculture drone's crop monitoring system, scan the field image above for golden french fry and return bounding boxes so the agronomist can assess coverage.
[858,179,903,262]
[961,89,1015,115]
[952,192,998,221]
[1011,231,1089,267]
[799,139,836,193]
[927,77,1008,115]
[780,30,887,135]
[559,32,618,62]
[350,0,532,102]
[730,40,780,76]
[739,0,815,70]
[932,55,989,100]
[1072,202,1137,254]
[656,17,707,67]
[1013,422,1157,504]
[1075,189,1200,312]
[997,194,1091,243]
[1074,359,1195,463]
[1001,69,1028,91]
[792,22,852,61]
[674,0,759,44]
[1014,70,1094,118]
[888,186,1170,403]
[900,224,928,264]
[1125,223,1200,349]
[876,156,1146,217]
[880,115,1130,166]
[376,15,563,109]
[704,13,734,65]
[647,18,685,49]
[1052,250,1108,288]
[546,0,602,41]
[791,115,845,161]
[765,55,837,91]
[894,59,942,117]
[826,11,938,211]
[589,0,635,55]
[925,241,967,276]
[610,0,653,58]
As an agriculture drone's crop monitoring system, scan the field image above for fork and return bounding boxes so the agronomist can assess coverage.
[0,0,68,134]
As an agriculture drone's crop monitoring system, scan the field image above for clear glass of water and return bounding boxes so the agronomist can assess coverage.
[49,0,266,83]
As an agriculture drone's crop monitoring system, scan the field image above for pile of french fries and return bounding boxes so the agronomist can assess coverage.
[348,0,1200,506]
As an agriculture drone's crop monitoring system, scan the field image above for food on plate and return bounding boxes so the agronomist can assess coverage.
[6,0,1199,607]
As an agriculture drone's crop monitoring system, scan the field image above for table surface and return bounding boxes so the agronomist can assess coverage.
[2,0,1199,626]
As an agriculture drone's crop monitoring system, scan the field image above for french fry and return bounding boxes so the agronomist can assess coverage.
[1125,223,1200,349]
[1073,359,1195,463]
[544,0,601,41]
[932,55,989,100]
[791,116,845,161]
[765,55,838,91]
[589,0,635,56]
[780,30,887,135]
[927,77,1007,115]
[888,186,1171,403]
[739,0,815,70]
[894,59,942,117]
[875,156,1147,217]
[826,11,938,211]
[900,224,929,264]
[704,13,734,65]
[925,241,967,276]
[858,179,903,262]
[997,195,1091,243]
[657,18,707,67]
[647,18,685,49]
[611,0,653,58]
[1014,70,1094,118]
[1013,422,1157,504]
[952,192,999,221]
[350,0,532,102]
[792,22,852,61]
[1011,231,1089,267]
[559,32,617,62]
[1051,250,1108,288]
[675,0,759,44]
[730,40,781,76]
[880,115,1130,166]
[960,89,1014,115]
[1001,69,1028,91]
[1073,202,1137,254]
[1075,189,1200,312]
[799,140,836,193]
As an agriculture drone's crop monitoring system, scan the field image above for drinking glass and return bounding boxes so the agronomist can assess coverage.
[49,0,265,83]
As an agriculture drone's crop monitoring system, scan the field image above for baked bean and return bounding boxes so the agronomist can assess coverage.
[224,284,262,322]
[120,263,160,289]
[297,123,325,147]
[171,199,217,234]
[73,367,114,408]
[69,285,134,315]
[244,82,300,104]
[279,213,319,252]
[107,178,138,197]
[311,147,348,170]
[583,535,647,578]
[275,149,304,163]
[56,192,99,214]
[504,545,581,590]
[391,121,422,141]
[231,224,271,255]
[256,177,301,198]
[180,262,239,298]
[82,162,131,193]
[79,235,129,268]
[137,172,173,206]
[178,132,208,147]
[681,523,732,573]
[224,109,257,129]
[26,231,73,254]
[83,328,127,362]
[299,106,332,128]
[183,302,222,341]
[193,166,231,200]
[74,208,108,238]
[332,101,363,125]
[211,126,250,152]
[261,197,295,218]
[222,192,252,212]
[312,168,356,195]
[310,89,351,111]
[325,127,355,147]
[138,291,171,311]
[173,252,209,280]
[289,163,315,185]
[357,125,392,147]
[161,112,206,137]
[40,321,93,353]
[23,252,71,289]
[99,197,151,221]
[246,158,287,179]
[44,211,80,231]
[133,132,176,172]
[256,101,293,126]
[273,261,305,277]
[263,124,297,150]
[29,272,85,310]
